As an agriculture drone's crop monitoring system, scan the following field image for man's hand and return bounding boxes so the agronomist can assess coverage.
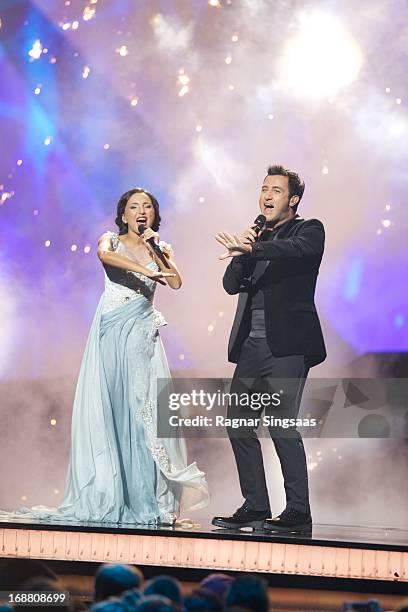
[239,225,258,246]
[215,232,253,260]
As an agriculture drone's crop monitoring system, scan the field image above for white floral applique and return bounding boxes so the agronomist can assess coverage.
[158,240,172,255]
[141,398,171,474]
[153,309,167,329]
[104,230,120,251]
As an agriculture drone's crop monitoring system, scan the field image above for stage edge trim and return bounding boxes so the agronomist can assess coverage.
[1,528,407,582]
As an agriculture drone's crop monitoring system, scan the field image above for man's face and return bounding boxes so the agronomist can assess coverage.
[259,174,297,226]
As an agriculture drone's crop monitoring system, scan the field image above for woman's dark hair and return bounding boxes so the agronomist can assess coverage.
[115,188,161,235]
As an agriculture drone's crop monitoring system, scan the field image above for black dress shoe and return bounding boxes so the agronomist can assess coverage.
[263,507,312,533]
[212,501,271,529]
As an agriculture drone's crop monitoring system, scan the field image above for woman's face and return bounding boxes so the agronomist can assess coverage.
[122,192,156,233]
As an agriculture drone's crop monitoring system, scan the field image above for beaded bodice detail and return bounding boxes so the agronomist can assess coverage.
[100,231,167,324]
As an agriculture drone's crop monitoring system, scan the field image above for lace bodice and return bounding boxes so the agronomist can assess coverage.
[100,231,168,323]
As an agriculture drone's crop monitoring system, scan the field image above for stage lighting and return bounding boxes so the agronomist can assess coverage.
[277,12,362,99]
[195,138,237,188]
[28,39,43,60]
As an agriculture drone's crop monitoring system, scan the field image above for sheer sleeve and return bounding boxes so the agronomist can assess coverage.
[103,230,120,251]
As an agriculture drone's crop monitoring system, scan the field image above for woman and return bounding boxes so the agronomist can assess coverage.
[5,188,209,525]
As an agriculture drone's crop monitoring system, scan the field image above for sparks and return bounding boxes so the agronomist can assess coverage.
[28,39,43,60]
[83,6,96,21]
[117,45,128,57]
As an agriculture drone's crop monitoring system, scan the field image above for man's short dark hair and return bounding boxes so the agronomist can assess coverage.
[266,164,305,211]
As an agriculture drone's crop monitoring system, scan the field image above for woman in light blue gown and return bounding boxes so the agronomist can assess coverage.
[6,188,209,525]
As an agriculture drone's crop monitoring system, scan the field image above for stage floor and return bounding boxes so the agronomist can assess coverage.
[1,516,408,548]
[1,517,407,582]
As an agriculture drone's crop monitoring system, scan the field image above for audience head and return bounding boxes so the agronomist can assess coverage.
[200,573,234,602]
[225,575,268,612]
[94,564,143,602]
[144,575,182,605]
[121,588,142,610]
[13,576,72,612]
[0,559,57,590]
[136,594,177,612]
[89,600,127,612]
[184,587,223,612]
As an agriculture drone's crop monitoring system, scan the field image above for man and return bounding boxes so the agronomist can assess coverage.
[213,165,326,533]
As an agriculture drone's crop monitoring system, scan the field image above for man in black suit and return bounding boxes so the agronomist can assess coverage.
[213,165,326,533]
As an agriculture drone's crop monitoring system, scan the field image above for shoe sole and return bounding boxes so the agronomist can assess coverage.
[211,518,266,529]
[262,522,312,534]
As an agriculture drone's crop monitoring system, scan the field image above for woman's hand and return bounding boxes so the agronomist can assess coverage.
[141,234,182,290]
[142,228,160,246]
[147,270,176,286]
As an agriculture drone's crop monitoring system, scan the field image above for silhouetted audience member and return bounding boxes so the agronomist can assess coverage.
[225,575,268,612]
[136,594,177,612]
[395,601,408,612]
[200,573,234,602]
[143,575,182,605]
[0,558,57,590]
[94,564,143,602]
[342,601,382,611]
[90,599,127,612]
[13,576,73,612]
[121,588,142,610]
[184,587,223,612]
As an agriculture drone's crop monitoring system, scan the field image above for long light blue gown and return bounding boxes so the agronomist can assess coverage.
[2,232,209,525]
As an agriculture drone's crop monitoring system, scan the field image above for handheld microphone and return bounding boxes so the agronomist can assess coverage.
[138,224,170,268]
[253,214,266,236]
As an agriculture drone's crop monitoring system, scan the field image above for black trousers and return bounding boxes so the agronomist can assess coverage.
[227,336,310,515]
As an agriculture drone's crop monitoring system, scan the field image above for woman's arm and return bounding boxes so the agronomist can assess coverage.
[97,233,174,285]
[142,230,182,290]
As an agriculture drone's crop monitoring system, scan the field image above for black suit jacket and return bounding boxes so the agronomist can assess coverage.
[223,216,326,367]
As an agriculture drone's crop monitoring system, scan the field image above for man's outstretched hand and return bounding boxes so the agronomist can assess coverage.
[215,231,253,260]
